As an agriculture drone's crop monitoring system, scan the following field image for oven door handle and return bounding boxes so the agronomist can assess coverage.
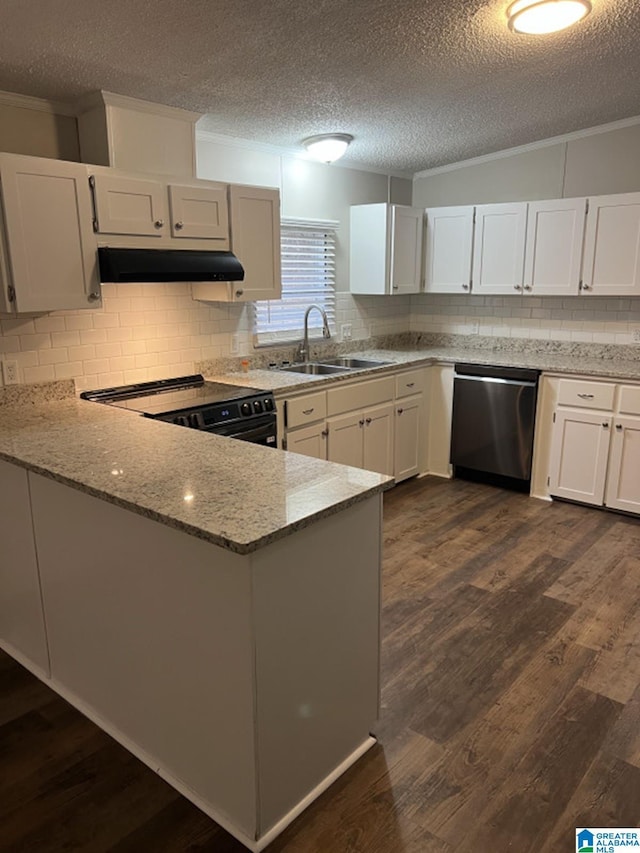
[226,422,276,443]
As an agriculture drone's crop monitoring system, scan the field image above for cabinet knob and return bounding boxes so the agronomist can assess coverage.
[359,419,365,427]
[174,221,184,230]
[602,422,609,429]
[514,284,522,291]
[235,289,244,298]
[321,429,328,437]
[582,283,591,291]
[154,219,164,228]
[365,417,372,424]
[87,291,101,302]
[616,423,623,431]
[523,285,532,291]
[462,283,470,290]
[397,408,404,415]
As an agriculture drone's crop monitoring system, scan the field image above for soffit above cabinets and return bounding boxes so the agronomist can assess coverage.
[0,0,639,174]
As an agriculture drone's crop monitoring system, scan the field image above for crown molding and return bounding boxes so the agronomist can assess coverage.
[196,128,413,180]
[75,90,201,123]
[0,88,77,117]
[413,114,640,179]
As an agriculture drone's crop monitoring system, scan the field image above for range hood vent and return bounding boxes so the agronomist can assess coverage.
[98,247,244,284]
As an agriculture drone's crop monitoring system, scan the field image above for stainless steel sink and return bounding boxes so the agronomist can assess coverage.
[280,363,351,375]
[321,357,392,369]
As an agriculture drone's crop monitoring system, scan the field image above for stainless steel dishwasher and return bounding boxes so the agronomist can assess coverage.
[450,363,540,490]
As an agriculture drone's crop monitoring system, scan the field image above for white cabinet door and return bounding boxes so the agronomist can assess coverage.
[229,185,281,301]
[523,198,586,296]
[604,416,640,513]
[424,205,474,294]
[0,154,100,313]
[394,394,422,482]
[390,206,423,294]
[472,202,527,295]
[363,403,395,476]
[582,192,640,296]
[286,423,328,460]
[327,411,364,469]
[548,409,611,506]
[168,183,229,241]
[92,174,167,237]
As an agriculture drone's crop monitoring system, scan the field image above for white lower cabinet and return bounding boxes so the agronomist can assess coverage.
[548,409,611,506]
[548,378,640,515]
[605,416,640,513]
[394,394,422,481]
[281,368,427,481]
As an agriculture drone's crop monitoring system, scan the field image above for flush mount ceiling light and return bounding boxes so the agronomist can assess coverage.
[507,0,592,34]
[303,133,354,163]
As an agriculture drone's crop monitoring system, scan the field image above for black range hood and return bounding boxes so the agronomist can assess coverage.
[98,247,245,284]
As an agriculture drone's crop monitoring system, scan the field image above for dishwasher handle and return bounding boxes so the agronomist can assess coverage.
[454,373,538,388]
[454,362,540,384]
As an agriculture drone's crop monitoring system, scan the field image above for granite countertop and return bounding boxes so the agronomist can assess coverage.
[0,398,392,555]
[207,346,640,393]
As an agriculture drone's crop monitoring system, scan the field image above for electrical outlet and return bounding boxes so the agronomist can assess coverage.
[470,321,479,335]
[1,359,18,385]
[230,334,240,355]
[633,328,640,344]
[341,324,352,341]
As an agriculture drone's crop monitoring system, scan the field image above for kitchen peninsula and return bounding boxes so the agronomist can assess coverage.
[0,395,391,852]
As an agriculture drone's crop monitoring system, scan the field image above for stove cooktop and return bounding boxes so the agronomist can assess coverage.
[80,375,262,415]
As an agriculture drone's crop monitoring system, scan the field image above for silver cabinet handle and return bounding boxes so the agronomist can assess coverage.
[154,219,164,228]
[582,283,591,291]
[406,382,415,388]
[235,289,244,297]
[602,422,609,428]
[302,408,314,415]
[175,221,184,230]
[616,424,623,431]
[578,393,594,399]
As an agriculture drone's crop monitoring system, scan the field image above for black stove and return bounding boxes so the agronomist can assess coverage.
[81,375,277,447]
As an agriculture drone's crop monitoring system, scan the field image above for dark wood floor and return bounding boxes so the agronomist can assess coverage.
[2,476,640,852]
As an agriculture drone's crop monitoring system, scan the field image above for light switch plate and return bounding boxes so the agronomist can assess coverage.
[633,328,640,344]
[341,324,352,341]
[1,359,19,385]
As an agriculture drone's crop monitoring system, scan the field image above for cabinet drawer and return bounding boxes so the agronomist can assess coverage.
[558,379,615,410]
[285,392,327,428]
[395,369,424,399]
[327,377,394,416]
[619,385,640,416]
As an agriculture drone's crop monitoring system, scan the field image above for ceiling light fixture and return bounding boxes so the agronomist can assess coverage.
[303,133,354,163]
[507,0,591,34]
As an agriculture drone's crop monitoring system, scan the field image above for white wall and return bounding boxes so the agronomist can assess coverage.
[411,118,640,345]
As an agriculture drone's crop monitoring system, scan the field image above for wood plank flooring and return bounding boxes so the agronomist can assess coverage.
[2,476,640,851]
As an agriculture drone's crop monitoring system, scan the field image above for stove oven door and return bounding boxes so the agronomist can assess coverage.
[208,414,277,447]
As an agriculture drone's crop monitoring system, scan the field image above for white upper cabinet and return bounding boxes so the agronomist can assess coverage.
[424,205,474,294]
[91,174,167,237]
[168,183,229,240]
[472,202,527,296]
[523,198,587,296]
[191,185,281,303]
[0,154,100,314]
[581,192,640,296]
[91,172,232,249]
[350,203,423,295]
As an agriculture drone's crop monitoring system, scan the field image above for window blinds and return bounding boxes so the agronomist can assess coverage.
[253,218,338,344]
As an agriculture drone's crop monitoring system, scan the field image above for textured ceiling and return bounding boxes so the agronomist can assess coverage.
[0,0,639,173]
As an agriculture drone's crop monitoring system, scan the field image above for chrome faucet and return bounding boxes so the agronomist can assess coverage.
[298,304,331,363]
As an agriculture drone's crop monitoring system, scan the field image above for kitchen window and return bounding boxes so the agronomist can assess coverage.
[253,218,338,345]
